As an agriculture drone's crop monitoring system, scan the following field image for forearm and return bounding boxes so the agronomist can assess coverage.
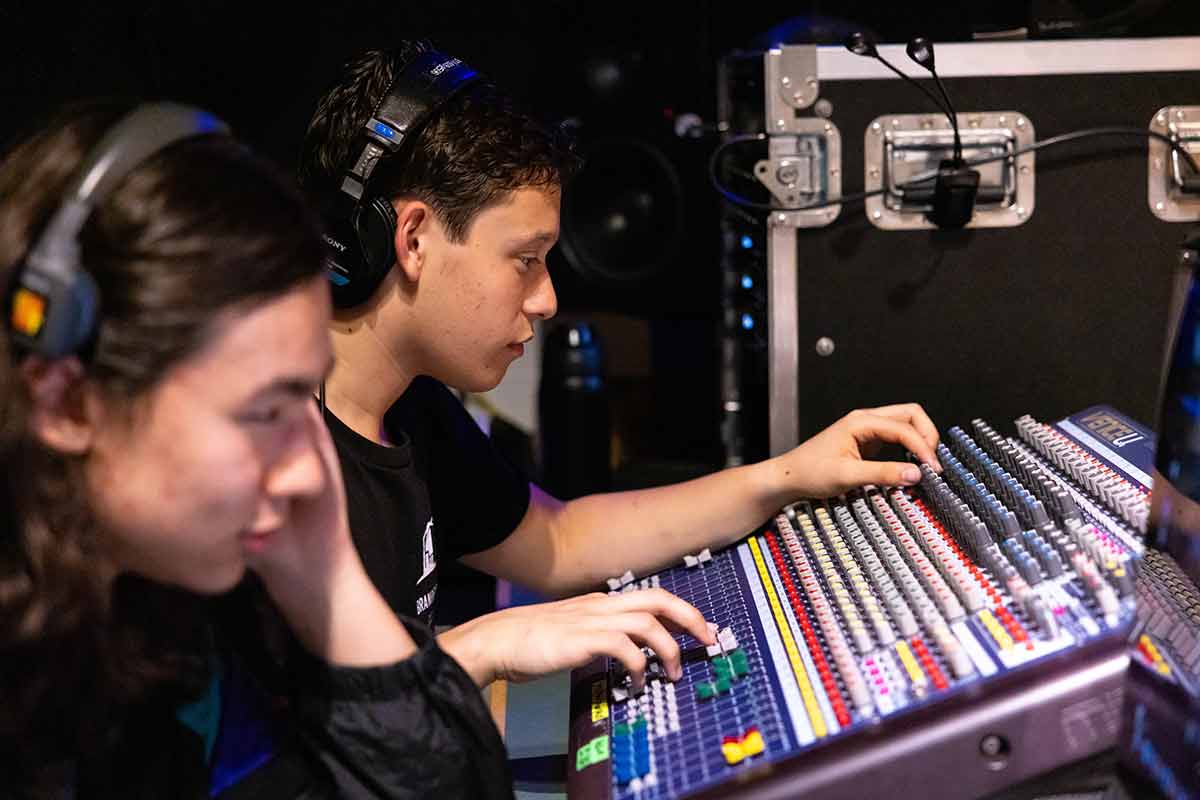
[267,560,417,667]
[546,458,792,595]
[466,403,940,598]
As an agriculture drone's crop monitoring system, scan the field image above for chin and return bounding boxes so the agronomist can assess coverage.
[449,366,508,394]
[475,374,506,392]
[178,560,248,595]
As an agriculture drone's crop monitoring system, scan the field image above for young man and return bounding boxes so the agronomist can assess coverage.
[300,42,943,691]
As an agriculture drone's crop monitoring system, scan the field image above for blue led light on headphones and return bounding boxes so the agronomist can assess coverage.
[741,275,753,290]
[741,313,755,330]
[326,48,482,310]
[740,235,754,250]
[372,121,398,140]
[195,112,224,133]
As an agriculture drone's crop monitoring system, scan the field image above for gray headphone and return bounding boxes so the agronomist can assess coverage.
[6,103,229,358]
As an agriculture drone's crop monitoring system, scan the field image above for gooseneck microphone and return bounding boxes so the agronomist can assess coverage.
[844,33,955,144]
[906,37,963,165]
[845,32,980,228]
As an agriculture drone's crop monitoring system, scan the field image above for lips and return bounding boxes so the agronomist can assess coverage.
[239,528,276,554]
[508,333,533,356]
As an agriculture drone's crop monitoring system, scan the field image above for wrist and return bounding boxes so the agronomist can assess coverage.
[751,454,796,510]
[438,615,498,687]
[322,575,417,666]
[264,556,416,667]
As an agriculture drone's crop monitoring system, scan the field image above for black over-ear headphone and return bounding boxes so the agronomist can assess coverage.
[321,48,480,309]
[6,103,230,358]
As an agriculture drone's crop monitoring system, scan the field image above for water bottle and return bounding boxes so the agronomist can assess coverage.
[539,321,612,499]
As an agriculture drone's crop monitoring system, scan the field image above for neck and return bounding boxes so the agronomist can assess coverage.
[325,314,419,445]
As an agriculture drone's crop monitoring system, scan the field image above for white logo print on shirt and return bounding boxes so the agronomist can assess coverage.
[418,516,437,583]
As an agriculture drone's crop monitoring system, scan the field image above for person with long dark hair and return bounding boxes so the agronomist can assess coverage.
[0,99,512,798]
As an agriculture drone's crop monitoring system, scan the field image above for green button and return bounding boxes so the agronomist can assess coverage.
[576,735,610,771]
[613,722,630,737]
[715,675,732,693]
[695,681,716,700]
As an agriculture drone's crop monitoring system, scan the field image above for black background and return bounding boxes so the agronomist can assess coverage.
[3,0,1199,472]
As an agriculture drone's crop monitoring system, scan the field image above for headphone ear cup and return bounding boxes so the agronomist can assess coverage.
[64,268,100,356]
[356,197,398,284]
[10,254,101,358]
[322,211,377,310]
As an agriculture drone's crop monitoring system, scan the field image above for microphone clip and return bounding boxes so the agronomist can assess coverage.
[847,32,982,229]
[931,159,981,229]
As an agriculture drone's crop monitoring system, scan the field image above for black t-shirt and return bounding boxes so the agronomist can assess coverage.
[325,376,531,627]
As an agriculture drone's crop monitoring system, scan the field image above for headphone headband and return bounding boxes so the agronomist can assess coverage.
[323,47,481,308]
[8,103,230,357]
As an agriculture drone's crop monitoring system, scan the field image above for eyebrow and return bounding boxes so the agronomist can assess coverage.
[251,354,336,400]
[509,232,558,248]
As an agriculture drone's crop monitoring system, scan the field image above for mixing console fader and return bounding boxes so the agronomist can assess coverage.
[568,407,1172,800]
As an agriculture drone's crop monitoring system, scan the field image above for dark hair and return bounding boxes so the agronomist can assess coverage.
[299,41,581,243]
[0,99,324,790]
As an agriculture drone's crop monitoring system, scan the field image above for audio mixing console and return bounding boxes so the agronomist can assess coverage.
[567,406,1197,799]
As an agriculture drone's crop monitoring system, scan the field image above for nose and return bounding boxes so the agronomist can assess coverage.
[524,265,558,321]
[264,414,326,501]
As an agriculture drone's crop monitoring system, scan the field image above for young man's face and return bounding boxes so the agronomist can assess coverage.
[413,185,560,392]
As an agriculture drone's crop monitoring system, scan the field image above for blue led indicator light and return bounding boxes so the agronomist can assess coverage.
[741,275,753,290]
[195,112,222,133]
[741,313,754,330]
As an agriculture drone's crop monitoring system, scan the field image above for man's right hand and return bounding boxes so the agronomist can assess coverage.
[438,588,716,690]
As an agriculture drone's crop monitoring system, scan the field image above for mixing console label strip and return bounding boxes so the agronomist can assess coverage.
[949,620,998,676]
[760,535,843,735]
[743,538,827,740]
[737,542,811,747]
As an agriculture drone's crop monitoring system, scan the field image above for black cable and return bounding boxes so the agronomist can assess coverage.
[710,126,1200,214]
[707,134,888,212]
[870,58,953,129]
[929,77,964,164]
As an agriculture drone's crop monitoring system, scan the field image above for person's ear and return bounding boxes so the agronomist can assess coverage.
[21,356,100,454]
[392,199,432,284]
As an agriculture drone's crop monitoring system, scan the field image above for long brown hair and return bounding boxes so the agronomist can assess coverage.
[0,99,324,789]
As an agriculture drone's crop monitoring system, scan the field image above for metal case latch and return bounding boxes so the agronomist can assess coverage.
[1148,106,1200,222]
[864,112,1036,230]
[756,45,842,229]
